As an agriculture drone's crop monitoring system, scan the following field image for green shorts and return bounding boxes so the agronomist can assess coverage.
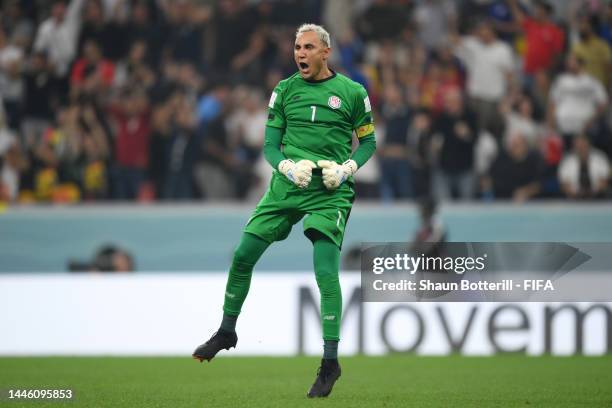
[244,171,355,248]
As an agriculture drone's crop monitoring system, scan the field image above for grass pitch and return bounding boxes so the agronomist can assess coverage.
[1,355,611,407]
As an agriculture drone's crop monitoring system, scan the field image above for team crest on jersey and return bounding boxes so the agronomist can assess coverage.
[328,95,342,109]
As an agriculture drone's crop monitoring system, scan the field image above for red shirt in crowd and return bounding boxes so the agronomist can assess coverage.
[111,110,150,169]
[70,59,115,86]
[521,17,565,74]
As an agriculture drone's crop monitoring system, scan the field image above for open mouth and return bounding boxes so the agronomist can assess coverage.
[299,62,309,70]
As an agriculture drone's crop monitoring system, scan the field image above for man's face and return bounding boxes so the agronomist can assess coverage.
[294,31,330,80]
[508,134,528,160]
[444,89,463,114]
[477,24,495,44]
[575,137,590,159]
[534,5,550,21]
[52,2,66,22]
[566,55,581,74]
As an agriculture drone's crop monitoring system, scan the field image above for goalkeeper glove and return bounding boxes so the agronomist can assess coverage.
[278,159,317,188]
[317,159,358,190]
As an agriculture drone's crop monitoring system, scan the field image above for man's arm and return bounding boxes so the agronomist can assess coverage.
[263,125,316,188]
[318,134,377,190]
[263,126,286,169]
[264,81,287,165]
[350,134,376,168]
[351,86,377,168]
[513,181,540,202]
[33,22,50,53]
[66,0,87,24]
[319,86,377,190]
[508,0,527,26]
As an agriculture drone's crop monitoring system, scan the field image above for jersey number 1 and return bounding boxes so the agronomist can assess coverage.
[310,106,316,122]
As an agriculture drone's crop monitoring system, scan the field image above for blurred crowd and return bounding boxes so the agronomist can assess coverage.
[0,0,611,204]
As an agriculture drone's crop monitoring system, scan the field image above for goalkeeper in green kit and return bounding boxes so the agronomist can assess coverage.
[192,23,376,398]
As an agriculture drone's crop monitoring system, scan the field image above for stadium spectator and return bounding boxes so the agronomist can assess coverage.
[77,104,110,200]
[194,112,238,200]
[108,87,151,200]
[160,94,198,200]
[21,52,60,147]
[196,82,230,126]
[378,85,413,200]
[548,54,608,149]
[77,0,119,61]
[20,104,87,203]
[484,132,544,201]
[0,26,25,130]
[124,0,165,66]
[509,0,565,80]
[432,89,478,201]
[33,0,87,78]
[0,0,35,48]
[0,109,26,201]
[149,96,171,199]
[571,17,612,89]
[112,40,156,91]
[70,39,115,96]
[413,0,456,50]
[408,109,434,199]
[227,88,267,163]
[558,134,610,199]
[163,1,209,65]
[227,88,272,200]
[500,91,541,146]
[418,54,462,115]
[0,0,610,204]
[453,20,515,132]
[0,25,24,80]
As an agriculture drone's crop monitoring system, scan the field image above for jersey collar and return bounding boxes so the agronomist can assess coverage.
[302,69,337,84]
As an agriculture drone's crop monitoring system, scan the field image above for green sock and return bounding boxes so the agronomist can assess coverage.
[323,340,338,360]
[313,237,342,342]
[222,232,270,316]
[220,313,238,333]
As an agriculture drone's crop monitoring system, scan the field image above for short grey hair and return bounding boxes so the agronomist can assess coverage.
[296,24,331,48]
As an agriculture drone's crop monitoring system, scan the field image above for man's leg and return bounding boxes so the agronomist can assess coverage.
[192,232,270,362]
[307,234,342,398]
[313,236,342,348]
[222,232,271,326]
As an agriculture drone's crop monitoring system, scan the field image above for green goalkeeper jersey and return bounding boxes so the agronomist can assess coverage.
[266,71,375,165]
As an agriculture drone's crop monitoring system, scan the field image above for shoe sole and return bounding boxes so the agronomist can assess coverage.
[192,345,235,363]
[306,373,341,398]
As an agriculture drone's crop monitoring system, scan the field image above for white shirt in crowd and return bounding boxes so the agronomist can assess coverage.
[33,0,86,77]
[455,36,514,102]
[0,45,23,70]
[414,0,457,50]
[550,72,608,135]
[229,109,267,151]
[0,44,24,102]
[0,126,18,201]
[558,148,610,192]
[504,112,541,146]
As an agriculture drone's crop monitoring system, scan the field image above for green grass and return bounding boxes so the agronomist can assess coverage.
[1,355,611,408]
